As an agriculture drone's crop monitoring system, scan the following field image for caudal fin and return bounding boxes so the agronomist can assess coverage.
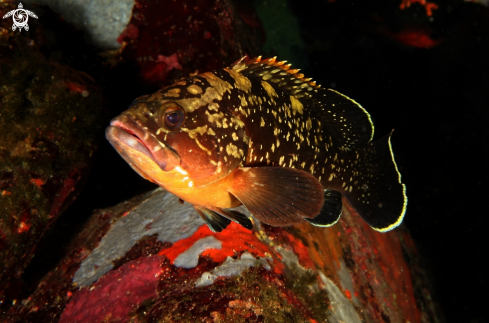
[341,132,407,232]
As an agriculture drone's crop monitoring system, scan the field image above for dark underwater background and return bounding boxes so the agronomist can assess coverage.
[277,1,489,321]
[19,0,488,322]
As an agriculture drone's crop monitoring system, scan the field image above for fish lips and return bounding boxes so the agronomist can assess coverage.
[106,115,180,172]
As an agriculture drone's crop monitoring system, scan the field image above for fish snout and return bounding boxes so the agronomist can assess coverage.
[106,115,180,171]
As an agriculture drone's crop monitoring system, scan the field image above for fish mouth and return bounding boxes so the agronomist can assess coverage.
[106,115,180,171]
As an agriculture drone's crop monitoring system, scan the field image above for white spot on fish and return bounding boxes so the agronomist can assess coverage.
[175,166,188,175]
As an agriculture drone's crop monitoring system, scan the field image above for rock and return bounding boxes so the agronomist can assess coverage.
[118,0,264,85]
[0,1,104,305]
[1,188,442,322]
[24,0,135,49]
[24,0,264,86]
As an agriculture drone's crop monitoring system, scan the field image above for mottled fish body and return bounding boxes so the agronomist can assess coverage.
[106,56,407,232]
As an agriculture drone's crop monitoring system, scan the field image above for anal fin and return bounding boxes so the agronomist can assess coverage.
[228,167,324,226]
[306,189,343,227]
[194,206,231,233]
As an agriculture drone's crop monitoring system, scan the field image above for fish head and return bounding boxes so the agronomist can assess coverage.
[106,78,247,191]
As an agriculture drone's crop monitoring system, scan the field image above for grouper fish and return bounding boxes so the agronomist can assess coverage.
[106,56,407,233]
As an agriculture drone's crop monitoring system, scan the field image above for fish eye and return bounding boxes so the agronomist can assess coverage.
[160,102,185,130]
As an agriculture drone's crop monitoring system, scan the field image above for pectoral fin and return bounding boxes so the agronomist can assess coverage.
[228,167,324,226]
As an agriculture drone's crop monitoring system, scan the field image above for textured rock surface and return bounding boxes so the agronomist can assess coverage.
[0,1,104,306]
[24,0,134,49]
[72,188,206,287]
[1,188,442,322]
[22,0,263,86]
[118,0,264,85]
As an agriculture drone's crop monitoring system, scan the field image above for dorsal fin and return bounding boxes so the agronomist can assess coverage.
[229,56,374,150]
[229,56,320,100]
[312,88,374,150]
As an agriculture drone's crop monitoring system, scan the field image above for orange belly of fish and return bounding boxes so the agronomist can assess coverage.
[167,171,241,209]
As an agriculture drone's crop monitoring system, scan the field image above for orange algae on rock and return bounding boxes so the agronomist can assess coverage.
[400,0,439,16]
[389,26,443,49]
[158,222,272,265]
